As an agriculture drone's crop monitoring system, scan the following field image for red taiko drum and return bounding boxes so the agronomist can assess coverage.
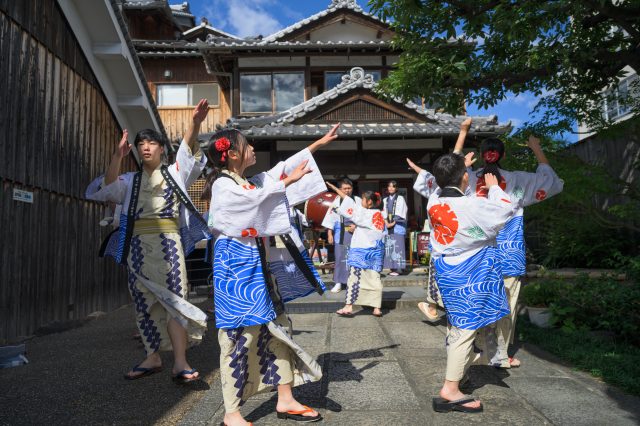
[304,191,338,230]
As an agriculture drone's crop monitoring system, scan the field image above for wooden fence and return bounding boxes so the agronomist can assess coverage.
[0,1,132,343]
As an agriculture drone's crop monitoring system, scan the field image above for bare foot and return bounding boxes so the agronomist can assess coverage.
[509,357,521,368]
[439,387,481,410]
[125,353,161,378]
[372,308,382,317]
[336,305,353,316]
[172,362,199,380]
[276,400,319,418]
[223,411,250,426]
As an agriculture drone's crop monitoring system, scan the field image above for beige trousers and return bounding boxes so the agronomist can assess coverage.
[445,323,501,381]
[345,267,383,308]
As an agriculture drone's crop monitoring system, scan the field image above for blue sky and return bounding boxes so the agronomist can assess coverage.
[187,0,571,140]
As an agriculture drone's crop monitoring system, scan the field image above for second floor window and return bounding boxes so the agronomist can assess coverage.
[156,83,220,107]
[240,72,305,114]
[603,74,638,121]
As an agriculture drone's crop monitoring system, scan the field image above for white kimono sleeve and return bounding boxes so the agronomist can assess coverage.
[338,196,385,233]
[169,140,207,189]
[473,186,521,238]
[413,170,439,198]
[395,195,408,220]
[321,197,341,229]
[266,148,326,206]
[85,173,130,204]
[208,175,290,237]
[511,164,564,207]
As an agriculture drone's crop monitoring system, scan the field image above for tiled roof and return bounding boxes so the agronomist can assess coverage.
[230,67,509,128]
[224,67,510,138]
[198,37,391,51]
[182,22,239,40]
[262,0,385,42]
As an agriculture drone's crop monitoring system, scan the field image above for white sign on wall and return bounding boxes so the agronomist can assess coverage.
[13,189,34,204]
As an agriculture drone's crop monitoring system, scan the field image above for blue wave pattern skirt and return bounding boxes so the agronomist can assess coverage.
[433,246,509,330]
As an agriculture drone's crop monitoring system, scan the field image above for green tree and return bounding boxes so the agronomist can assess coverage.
[368,0,640,135]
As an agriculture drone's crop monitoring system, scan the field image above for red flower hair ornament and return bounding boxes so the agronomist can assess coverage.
[214,137,231,162]
[483,150,501,164]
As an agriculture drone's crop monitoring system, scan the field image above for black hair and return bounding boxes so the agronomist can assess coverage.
[133,129,166,148]
[337,177,353,188]
[387,180,397,187]
[478,137,505,184]
[201,128,249,201]
[361,190,381,208]
[432,153,467,189]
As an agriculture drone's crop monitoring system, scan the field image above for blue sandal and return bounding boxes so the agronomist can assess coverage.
[172,368,199,384]
[124,364,163,380]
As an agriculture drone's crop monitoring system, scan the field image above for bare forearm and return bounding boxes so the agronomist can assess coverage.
[308,140,323,154]
[184,120,202,153]
[105,155,122,185]
[531,145,549,165]
[453,129,469,154]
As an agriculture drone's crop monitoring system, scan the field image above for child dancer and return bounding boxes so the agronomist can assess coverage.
[427,153,518,413]
[206,124,339,426]
[327,182,386,317]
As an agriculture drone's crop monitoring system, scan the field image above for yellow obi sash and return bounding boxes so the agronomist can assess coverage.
[134,218,179,235]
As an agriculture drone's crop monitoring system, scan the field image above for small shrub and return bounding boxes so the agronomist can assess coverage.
[520,278,564,308]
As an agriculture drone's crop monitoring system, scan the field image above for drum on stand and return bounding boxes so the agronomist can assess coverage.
[304,191,338,266]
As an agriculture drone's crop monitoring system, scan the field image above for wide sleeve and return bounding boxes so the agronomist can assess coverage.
[472,186,521,238]
[395,195,408,221]
[169,139,207,189]
[85,174,129,204]
[511,164,564,207]
[321,197,340,229]
[266,148,326,206]
[338,197,385,233]
[208,174,291,237]
[413,170,439,198]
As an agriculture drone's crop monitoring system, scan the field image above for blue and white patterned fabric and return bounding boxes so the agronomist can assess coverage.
[213,237,277,329]
[434,246,509,329]
[348,240,385,272]
[496,215,526,277]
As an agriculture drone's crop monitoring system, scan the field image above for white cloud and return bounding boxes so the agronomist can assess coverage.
[507,118,523,128]
[201,0,284,38]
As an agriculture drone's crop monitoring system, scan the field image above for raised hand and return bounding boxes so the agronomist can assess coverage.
[526,134,541,149]
[406,158,423,174]
[483,173,499,188]
[460,117,472,131]
[464,152,476,168]
[192,99,209,124]
[326,181,347,199]
[115,129,131,159]
[287,160,312,184]
[309,123,340,152]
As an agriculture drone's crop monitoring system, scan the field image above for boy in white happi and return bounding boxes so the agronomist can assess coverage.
[327,183,386,317]
[206,124,340,426]
[383,180,409,275]
[322,178,359,293]
[426,153,518,413]
[411,126,563,367]
[86,100,211,382]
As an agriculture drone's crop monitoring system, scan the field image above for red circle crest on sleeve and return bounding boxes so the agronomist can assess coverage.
[428,203,459,245]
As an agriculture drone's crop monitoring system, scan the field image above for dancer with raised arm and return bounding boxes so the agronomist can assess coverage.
[205,124,340,426]
[327,182,385,318]
[86,100,211,382]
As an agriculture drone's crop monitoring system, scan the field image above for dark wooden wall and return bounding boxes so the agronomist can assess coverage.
[0,1,133,343]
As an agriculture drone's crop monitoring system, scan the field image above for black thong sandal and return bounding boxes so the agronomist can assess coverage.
[276,405,322,422]
[124,364,162,380]
[172,368,199,384]
[432,395,483,413]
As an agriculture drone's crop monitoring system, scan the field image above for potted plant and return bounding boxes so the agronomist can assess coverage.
[520,279,563,328]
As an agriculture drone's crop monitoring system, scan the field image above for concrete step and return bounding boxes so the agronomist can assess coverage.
[285,286,427,314]
[319,268,429,287]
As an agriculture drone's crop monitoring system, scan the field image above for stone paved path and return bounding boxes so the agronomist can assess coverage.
[1,303,638,425]
[181,308,640,426]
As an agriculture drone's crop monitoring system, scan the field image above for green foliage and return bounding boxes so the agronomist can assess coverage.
[368,0,640,135]
[519,317,640,396]
[520,279,563,308]
[546,275,640,344]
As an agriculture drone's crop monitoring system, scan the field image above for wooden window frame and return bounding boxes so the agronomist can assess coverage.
[156,82,220,109]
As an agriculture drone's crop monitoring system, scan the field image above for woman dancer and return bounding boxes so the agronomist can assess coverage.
[206,124,340,426]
